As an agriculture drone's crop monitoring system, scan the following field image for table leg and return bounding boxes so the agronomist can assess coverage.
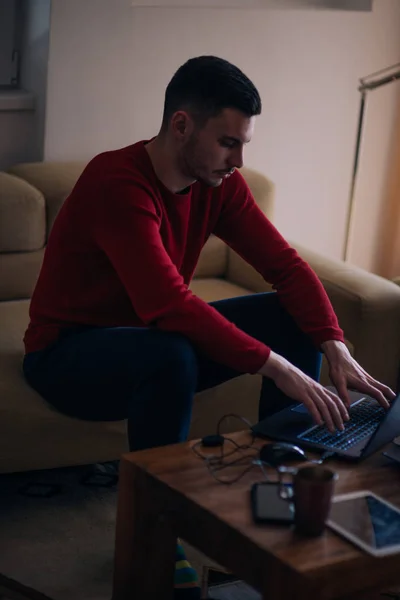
[112,460,176,600]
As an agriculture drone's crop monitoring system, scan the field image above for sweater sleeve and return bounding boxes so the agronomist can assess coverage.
[93,173,270,373]
[214,171,345,347]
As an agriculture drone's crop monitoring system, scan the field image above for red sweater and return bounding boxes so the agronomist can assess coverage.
[24,141,344,372]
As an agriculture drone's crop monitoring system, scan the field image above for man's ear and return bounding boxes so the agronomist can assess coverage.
[170,111,194,140]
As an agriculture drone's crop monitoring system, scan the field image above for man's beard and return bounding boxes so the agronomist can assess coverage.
[178,136,222,187]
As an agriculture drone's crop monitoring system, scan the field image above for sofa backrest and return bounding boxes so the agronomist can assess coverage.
[1,161,274,302]
[8,162,87,235]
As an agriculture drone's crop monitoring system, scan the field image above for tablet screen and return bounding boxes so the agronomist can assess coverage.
[329,494,400,550]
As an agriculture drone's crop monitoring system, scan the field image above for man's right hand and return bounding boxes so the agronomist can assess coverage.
[258,351,350,433]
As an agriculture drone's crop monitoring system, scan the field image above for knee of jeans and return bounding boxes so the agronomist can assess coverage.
[163,333,198,387]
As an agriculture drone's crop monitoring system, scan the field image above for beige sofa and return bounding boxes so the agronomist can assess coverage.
[1,161,400,474]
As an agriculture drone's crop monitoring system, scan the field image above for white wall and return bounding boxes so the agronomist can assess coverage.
[45,0,400,264]
[45,0,135,161]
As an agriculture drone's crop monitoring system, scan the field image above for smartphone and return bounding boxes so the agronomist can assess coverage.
[328,490,400,557]
[250,481,294,525]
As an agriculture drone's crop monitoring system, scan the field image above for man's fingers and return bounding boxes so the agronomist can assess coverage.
[369,379,396,402]
[327,388,350,421]
[352,379,390,409]
[302,388,347,433]
[367,385,390,409]
[322,390,346,431]
[310,391,340,433]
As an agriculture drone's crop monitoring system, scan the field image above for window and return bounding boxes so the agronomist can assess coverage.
[0,0,23,89]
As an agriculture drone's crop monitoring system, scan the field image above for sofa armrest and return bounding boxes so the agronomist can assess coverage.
[226,244,400,391]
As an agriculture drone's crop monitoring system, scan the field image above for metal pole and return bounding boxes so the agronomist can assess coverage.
[342,90,366,261]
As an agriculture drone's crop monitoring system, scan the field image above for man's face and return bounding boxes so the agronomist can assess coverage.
[177,108,256,187]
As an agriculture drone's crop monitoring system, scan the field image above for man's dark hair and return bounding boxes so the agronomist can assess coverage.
[161,56,262,130]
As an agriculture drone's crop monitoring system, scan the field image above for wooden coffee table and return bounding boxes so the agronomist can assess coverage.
[112,431,400,600]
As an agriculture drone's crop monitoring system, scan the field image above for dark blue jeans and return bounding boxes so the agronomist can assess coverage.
[23,292,322,451]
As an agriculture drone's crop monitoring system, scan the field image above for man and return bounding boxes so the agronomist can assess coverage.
[23,56,395,599]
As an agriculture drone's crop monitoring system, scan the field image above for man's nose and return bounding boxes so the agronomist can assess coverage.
[232,146,244,169]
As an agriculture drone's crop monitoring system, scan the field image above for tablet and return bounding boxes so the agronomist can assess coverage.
[327,491,400,557]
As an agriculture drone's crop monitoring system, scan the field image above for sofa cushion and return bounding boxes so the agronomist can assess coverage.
[0,173,45,253]
[0,250,44,302]
[0,300,128,473]
[8,162,86,235]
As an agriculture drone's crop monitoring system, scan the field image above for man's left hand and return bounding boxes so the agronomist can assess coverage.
[321,340,396,410]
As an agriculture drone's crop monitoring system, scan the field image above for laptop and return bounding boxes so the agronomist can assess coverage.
[252,388,400,460]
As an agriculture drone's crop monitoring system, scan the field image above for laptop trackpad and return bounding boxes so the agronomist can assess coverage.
[291,404,311,415]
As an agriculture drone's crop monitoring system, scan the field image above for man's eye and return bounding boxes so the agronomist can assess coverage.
[220,141,235,149]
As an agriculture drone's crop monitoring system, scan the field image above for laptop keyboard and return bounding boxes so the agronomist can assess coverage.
[298,398,386,450]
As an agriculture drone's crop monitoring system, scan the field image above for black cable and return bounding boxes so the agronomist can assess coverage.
[191,413,266,485]
[216,413,254,437]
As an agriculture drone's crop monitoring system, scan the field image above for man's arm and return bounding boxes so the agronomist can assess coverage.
[214,170,345,348]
